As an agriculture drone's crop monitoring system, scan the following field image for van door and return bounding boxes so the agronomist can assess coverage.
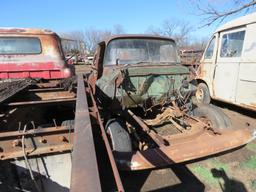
[236,23,256,110]
[213,28,246,103]
[198,35,218,96]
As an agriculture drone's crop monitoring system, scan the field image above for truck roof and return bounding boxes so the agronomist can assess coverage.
[215,12,256,33]
[101,34,175,45]
[0,27,56,35]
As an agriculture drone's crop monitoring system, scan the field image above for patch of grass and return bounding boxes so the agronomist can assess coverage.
[240,155,256,169]
[209,159,229,172]
[246,142,256,152]
[251,180,256,191]
[191,159,230,186]
[191,165,217,185]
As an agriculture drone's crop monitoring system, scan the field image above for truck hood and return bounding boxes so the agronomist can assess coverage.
[96,65,190,108]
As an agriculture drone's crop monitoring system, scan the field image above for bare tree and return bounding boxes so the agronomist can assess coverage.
[60,31,86,55]
[84,25,125,53]
[147,20,179,37]
[174,21,193,48]
[162,20,179,37]
[147,19,192,48]
[113,24,125,34]
[189,36,208,50]
[84,29,111,53]
[63,25,125,54]
[146,25,163,36]
[84,28,117,53]
[60,31,85,42]
[195,0,256,26]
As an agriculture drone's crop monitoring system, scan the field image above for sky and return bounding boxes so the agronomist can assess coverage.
[0,0,253,41]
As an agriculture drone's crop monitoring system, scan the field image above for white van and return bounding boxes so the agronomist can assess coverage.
[196,12,256,111]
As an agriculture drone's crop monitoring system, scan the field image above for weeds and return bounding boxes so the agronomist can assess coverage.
[251,180,256,191]
[240,155,256,169]
[191,165,217,184]
[246,142,256,152]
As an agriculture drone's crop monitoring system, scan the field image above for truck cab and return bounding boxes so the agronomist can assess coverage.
[0,28,73,80]
[92,35,190,109]
[196,13,256,111]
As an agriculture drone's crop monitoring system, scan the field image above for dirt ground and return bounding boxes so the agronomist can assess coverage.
[75,64,256,192]
[186,102,256,192]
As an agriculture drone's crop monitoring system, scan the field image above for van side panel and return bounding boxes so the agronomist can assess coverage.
[236,23,256,110]
[213,62,239,102]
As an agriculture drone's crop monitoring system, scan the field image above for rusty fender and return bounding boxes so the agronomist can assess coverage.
[115,128,256,170]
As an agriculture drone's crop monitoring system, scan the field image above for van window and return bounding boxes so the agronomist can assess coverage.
[0,37,41,54]
[220,31,245,57]
[204,37,215,59]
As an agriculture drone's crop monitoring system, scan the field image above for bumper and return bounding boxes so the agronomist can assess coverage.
[0,69,72,79]
[115,128,255,170]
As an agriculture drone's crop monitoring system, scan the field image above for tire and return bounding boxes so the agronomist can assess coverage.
[196,83,211,105]
[193,104,231,129]
[106,119,132,153]
[209,105,231,128]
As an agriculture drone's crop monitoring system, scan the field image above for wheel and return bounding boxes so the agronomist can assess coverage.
[193,104,231,129]
[106,119,132,153]
[196,83,211,105]
[209,105,231,128]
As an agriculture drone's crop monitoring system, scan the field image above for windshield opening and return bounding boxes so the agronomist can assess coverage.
[103,38,178,65]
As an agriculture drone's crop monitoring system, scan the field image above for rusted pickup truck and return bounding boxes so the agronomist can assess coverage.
[90,34,256,170]
[0,28,73,79]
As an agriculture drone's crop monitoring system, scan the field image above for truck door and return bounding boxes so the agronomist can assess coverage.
[213,28,246,103]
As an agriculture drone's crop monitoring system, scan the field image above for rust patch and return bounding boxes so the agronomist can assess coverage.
[0,126,73,160]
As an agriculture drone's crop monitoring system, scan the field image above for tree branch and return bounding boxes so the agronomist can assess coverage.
[197,0,256,27]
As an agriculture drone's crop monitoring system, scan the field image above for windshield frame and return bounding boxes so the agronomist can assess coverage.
[103,37,179,66]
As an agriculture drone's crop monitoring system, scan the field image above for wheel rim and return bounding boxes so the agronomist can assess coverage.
[196,88,204,101]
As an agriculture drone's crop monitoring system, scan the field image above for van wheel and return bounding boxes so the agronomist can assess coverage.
[196,83,211,104]
[193,104,231,129]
